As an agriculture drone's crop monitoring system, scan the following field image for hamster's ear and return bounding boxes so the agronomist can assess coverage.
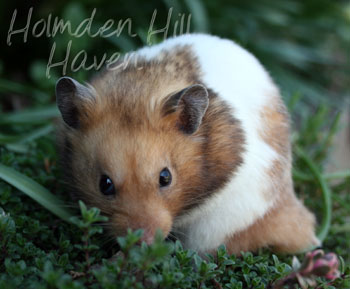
[55,77,95,129]
[163,84,209,134]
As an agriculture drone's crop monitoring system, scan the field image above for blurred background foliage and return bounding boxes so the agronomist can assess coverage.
[0,0,349,117]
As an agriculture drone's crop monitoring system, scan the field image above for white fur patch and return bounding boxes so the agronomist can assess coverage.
[137,34,279,253]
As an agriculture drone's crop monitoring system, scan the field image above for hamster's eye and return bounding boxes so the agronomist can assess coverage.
[159,168,172,187]
[99,175,116,196]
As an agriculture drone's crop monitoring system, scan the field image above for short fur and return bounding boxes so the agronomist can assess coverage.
[56,34,318,253]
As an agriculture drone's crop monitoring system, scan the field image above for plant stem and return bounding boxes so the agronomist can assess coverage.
[294,146,332,243]
[293,170,350,182]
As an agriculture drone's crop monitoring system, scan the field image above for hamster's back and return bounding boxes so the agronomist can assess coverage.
[135,34,316,253]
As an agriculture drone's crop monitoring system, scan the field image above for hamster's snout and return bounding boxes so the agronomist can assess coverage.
[140,229,155,245]
[112,202,173,245]
[132,207,172,244]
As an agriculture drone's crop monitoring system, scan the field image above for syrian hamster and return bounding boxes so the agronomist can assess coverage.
[55,34,319,254]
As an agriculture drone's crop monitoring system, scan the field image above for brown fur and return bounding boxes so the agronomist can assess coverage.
[59,46,245,241]
[259,90,290,157]
[224,90,318,254]
[225,196,318,254]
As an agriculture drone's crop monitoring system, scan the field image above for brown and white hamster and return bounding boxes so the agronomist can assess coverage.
[55,33,319,254]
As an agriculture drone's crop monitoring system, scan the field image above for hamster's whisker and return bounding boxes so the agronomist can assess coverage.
[169,229,186,238]
[167,232,180,241]
[99,235,117,247]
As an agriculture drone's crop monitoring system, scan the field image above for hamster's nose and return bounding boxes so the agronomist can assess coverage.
[140,229,155,245]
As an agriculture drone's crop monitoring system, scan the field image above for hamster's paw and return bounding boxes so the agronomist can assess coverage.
[267,199,319,254]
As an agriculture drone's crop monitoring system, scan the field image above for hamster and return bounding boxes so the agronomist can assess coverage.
[55,33,319,255]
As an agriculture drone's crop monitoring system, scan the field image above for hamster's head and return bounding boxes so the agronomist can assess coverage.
[55,75,213,244]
